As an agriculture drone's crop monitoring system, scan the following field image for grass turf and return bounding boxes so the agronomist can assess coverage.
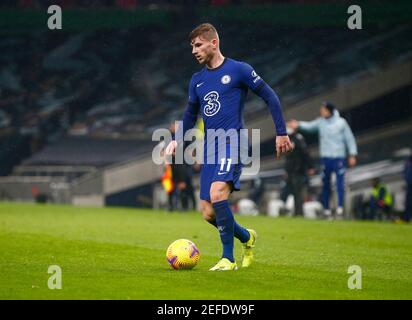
[0,202,411,300]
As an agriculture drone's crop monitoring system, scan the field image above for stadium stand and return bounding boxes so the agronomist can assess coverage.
[23,136,154,166]
[1,22,411,168]
[0,3,411,212]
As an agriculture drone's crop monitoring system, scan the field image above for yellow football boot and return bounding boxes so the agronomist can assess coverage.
[241,229,257,268]
[209,258,238,271]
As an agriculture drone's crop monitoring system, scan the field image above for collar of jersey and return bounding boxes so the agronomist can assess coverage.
[205,57,227,72]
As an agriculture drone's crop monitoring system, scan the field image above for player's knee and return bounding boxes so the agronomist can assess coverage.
[210,186,229,203]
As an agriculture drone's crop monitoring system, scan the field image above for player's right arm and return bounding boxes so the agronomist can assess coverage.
[237,62,292,157]
[166,75,200,156]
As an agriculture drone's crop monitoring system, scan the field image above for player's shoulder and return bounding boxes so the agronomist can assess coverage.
[227,58,256,79]
[191,69,203,79]
[227,58,252,69]
[189,70,203,85]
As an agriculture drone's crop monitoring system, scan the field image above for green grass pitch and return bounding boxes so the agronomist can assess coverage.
[0,202,411,300]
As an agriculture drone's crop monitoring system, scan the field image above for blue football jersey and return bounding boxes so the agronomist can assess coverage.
[188,58,263,133]
[181,58,286,197]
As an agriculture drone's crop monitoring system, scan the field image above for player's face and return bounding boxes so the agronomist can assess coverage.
[191,36,216,65]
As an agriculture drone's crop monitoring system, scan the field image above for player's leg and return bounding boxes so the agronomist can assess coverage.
[200,165,236,270]
[200,199,251,243]
[209,181,237,270]
[321,158,332,218]
[216,151,256,268]
[334,158,346,218]
[209,181,256,271]
[201,199,255,268]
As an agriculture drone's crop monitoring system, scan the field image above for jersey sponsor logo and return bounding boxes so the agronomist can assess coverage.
[217,171,227,175]
[221,75,231,84]
[196,82,204,87]
[203,91,221,117]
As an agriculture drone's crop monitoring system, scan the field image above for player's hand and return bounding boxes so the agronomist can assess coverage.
[165,140,178,156]
[287,119,299,130]
[276,135,293,158]
[348,155,357,167]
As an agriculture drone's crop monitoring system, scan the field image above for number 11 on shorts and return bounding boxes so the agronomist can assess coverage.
[220,158,232,172]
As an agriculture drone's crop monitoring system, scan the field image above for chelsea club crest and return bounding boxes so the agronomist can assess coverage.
[221,75,231,84]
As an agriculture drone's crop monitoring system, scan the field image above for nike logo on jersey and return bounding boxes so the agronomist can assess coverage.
[217,172,227,175]
[196,82,204,87]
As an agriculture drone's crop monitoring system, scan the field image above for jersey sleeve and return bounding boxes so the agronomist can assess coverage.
[238,62,265,92]
[177,75,200,141]
[188,74,199,104]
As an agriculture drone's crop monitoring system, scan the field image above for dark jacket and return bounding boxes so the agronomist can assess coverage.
[172,163,190,184]
[285,133,314,176]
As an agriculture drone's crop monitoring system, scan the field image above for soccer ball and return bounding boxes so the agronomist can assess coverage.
[166,239,200,270]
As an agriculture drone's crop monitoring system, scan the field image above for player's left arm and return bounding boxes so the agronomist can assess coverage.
[239,62,292,158]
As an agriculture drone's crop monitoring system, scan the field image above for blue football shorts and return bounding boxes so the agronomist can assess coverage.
[199,142,243,201]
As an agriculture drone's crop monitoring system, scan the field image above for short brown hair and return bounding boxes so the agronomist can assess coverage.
[189,23,218,42]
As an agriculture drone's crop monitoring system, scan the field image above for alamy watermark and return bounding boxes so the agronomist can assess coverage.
[347,5,362,30]
[48,265,62,290]
[47,5,62,30]
[347,265,362,290]
[152,122,261,176]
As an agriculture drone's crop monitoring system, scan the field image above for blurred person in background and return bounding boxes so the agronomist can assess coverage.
[288,102,357,219]
[161,163,175,212]
[165,122,194,212]
[172,160,192,212]
[248,176,265,211]
[183,163,197,211]
[404,153,412,222]
[283,127,315,217]
[369,177,393,221]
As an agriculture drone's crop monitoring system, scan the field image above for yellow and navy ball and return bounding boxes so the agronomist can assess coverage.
[166,239,200,270]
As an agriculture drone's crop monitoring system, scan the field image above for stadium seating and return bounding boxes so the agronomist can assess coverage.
[0,18,411,168]
[23,136,154,166]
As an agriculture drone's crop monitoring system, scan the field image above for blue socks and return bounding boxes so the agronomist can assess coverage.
[212,200,250,262]
[207,218,250,243]
[234,221,250,243]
